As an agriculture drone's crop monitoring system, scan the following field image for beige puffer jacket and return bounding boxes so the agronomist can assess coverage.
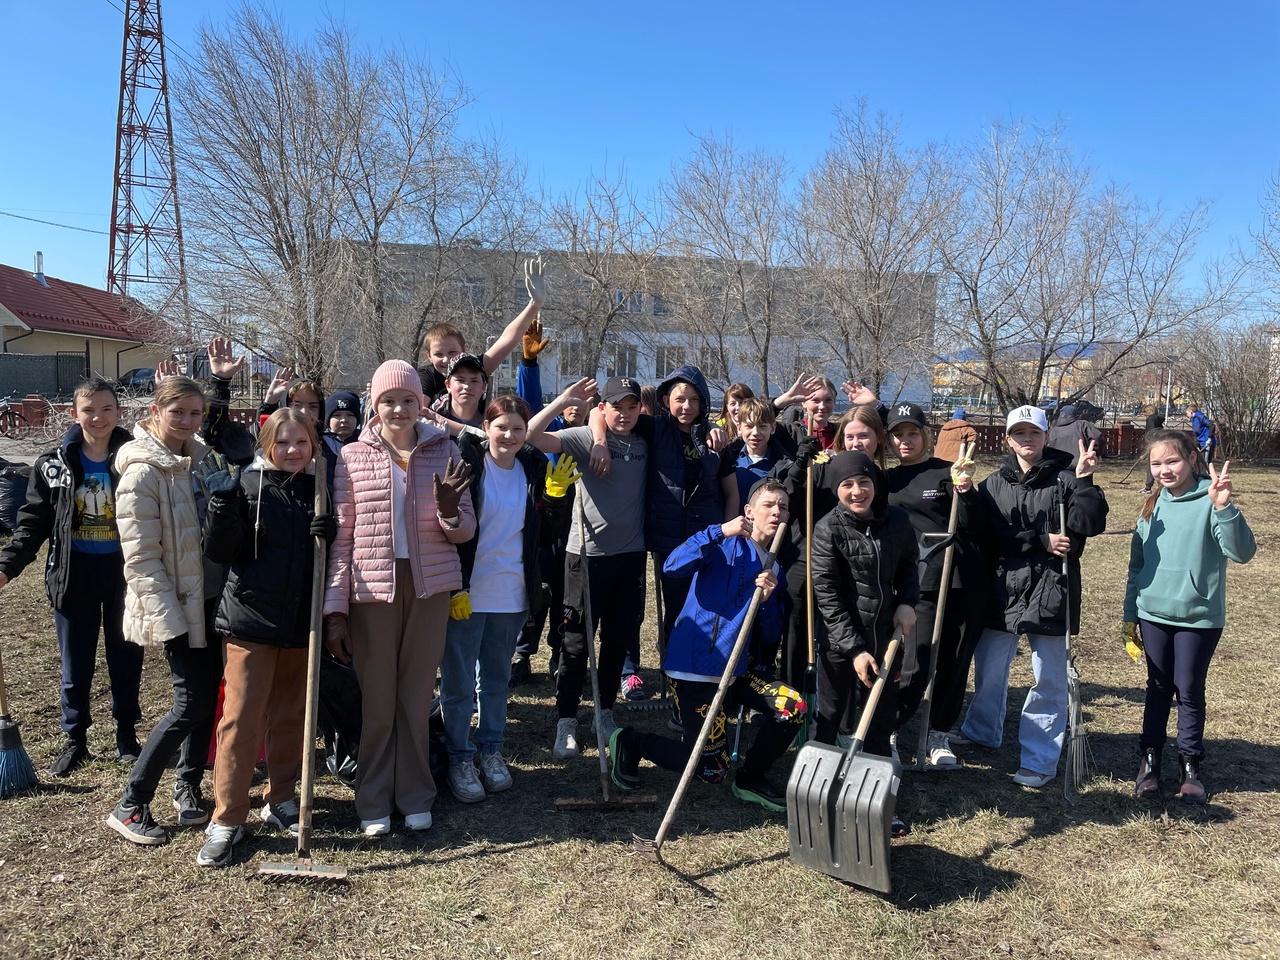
[115,424,213,649]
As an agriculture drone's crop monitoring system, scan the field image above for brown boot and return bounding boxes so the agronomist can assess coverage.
[1134,747,1162,800]
[1178,753,1206,805]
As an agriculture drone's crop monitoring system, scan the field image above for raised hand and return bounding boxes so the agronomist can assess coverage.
[154,359,183,385]
[776,373,823,408]
[207,337,247,379]
[544,454,582,499]
[525,254,547,306]
[950,441,976,492]
[264,366,295,406]
[522,317,549,360]
[562,377,598,408]
[1075,438,1099,478]
[841,380,878,406]
[433,457,474,519]
[721,515,754,539]
[1207,460,1233,508]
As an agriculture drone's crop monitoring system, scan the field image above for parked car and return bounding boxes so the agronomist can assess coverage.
[117,368,156,394]
[1041,398,1104,423]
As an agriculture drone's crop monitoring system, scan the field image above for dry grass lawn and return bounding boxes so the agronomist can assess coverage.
[1,460,1278,959]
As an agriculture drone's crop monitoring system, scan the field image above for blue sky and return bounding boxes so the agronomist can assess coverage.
[3,1,1277,290]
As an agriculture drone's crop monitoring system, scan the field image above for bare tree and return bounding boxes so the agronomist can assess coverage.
[539,171,660,382]
[798,102,952,400]
[935,121,1239,412]
[1176,318,1280,458]
[173,4,526,385]
[659,132,798,395]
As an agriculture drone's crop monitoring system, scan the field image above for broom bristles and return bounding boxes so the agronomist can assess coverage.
[0,717,39,798]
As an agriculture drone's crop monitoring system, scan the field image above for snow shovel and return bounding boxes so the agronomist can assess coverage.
[555,482,657,810]
[258,456,347,883]
[786,631,903,894]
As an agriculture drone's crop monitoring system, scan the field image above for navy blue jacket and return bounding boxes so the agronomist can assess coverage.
[641,365,724,552]
[660,524,786,679]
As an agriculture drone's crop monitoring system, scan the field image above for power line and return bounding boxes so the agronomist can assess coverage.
[0,210,110,236]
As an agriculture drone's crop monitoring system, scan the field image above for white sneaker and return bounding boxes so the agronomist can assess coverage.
[404,811,433,831]
[359,816,391,838]
[479,752,513,793]
[925,730,959,769]
[553,718,580,759]
[889,731,901,764]
[448,760,487,803]
[1013,768,1054,788]
[591,707,617,741]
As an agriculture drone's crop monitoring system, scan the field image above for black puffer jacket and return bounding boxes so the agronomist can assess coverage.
[454,433,562,617]
[204,459,318,648]
[0,424,132,609]
[977,447,1109,636]
[810,497,920,659]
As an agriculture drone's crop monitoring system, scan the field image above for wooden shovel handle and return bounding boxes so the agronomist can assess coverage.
[844,632,903,758]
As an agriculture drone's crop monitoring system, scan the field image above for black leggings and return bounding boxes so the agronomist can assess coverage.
[1139,619,1222,759]
[556,551,646,718]
[816,644,901,758]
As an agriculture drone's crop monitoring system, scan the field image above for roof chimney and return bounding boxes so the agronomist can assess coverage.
[34,252,48,287]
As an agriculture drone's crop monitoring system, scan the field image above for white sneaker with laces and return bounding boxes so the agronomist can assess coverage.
[591,707,617,741]
[925,730,959,769]
[448,759,487,803]
[553,718,580,759]
[1013,768,1054,788]
[479,752,513,792]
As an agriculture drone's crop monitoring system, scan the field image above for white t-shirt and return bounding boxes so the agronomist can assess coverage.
[468,455,527,613]
[391,459,409,560]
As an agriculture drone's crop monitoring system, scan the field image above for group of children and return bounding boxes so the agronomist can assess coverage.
[0,262,1258,865]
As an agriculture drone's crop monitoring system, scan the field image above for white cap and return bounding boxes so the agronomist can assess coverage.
[1006,405,1049,433]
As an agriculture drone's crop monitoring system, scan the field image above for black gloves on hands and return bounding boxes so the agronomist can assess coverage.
[205,465,242,499]
[310,513,338,544]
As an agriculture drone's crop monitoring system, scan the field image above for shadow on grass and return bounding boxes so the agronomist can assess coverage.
[888,843,1022,910]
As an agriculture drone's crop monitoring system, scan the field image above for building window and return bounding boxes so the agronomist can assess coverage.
[606,343,638,378]
[614,289,643,314]
[698,346,729,382]
[650,293,669,316]
[560,340,588,379]
[452,276,486,309]
[655,344,682,380]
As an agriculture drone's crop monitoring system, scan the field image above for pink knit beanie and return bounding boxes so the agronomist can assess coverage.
[370,359,425,410]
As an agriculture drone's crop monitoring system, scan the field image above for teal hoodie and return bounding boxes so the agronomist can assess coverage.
[1123,477,1256,628]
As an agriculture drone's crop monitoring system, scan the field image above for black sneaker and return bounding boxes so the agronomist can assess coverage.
[50,738,89,777]
[106,801,168,846]
[607,728,641,792]
[731,773,786,813]
[891,814,912,838]
[115,727,140,764]
[509,654,532,689]
[196,823,244,868]
[173,781,210,827]
[261,800,300,836]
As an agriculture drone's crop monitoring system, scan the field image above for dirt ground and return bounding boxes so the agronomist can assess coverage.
[0,460,1277,960]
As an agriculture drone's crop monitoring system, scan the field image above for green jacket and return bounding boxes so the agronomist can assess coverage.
[1123,477,1256,629]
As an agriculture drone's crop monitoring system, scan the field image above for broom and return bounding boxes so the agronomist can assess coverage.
[0,636,39,798]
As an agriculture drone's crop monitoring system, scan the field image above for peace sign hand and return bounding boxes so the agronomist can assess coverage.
[1208,460,1233,508]
[1075,438,1099,478]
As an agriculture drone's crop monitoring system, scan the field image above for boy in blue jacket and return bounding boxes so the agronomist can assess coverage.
[606,479,805,811]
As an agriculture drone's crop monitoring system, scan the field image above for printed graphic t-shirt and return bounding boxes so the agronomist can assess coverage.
[72,451,120,554]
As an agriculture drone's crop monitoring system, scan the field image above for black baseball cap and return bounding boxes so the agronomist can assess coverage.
[601,376,642,405]
[884,401,928,433]
[446,353,488,381]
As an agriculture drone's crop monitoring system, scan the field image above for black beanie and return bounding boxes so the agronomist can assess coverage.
[825,451,876,495]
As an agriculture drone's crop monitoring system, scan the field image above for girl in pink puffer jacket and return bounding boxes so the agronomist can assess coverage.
[323,360,475,836]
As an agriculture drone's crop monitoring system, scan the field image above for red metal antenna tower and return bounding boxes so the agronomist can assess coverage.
[107,0,191,335]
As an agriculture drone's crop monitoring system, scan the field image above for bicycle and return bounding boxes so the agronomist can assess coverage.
[0,395,31,440]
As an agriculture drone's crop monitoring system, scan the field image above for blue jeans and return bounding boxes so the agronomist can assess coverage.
[960,628,1067,777]
[440,610,528,763]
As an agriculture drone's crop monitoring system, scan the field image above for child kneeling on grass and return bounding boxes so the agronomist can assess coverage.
[196,409,337,868]
[607,479,804,811]
[810,451,918,836]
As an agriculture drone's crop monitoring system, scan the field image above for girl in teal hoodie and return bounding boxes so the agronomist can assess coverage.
[1123,430,1256,804]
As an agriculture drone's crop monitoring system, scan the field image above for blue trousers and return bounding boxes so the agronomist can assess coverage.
[53,551,142,740]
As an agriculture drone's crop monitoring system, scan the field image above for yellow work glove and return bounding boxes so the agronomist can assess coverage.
[1122,621,1143,663]
[522,318,549,360]
[450,591,472,621]
[545,454,582,499]
[950,442,976,489]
